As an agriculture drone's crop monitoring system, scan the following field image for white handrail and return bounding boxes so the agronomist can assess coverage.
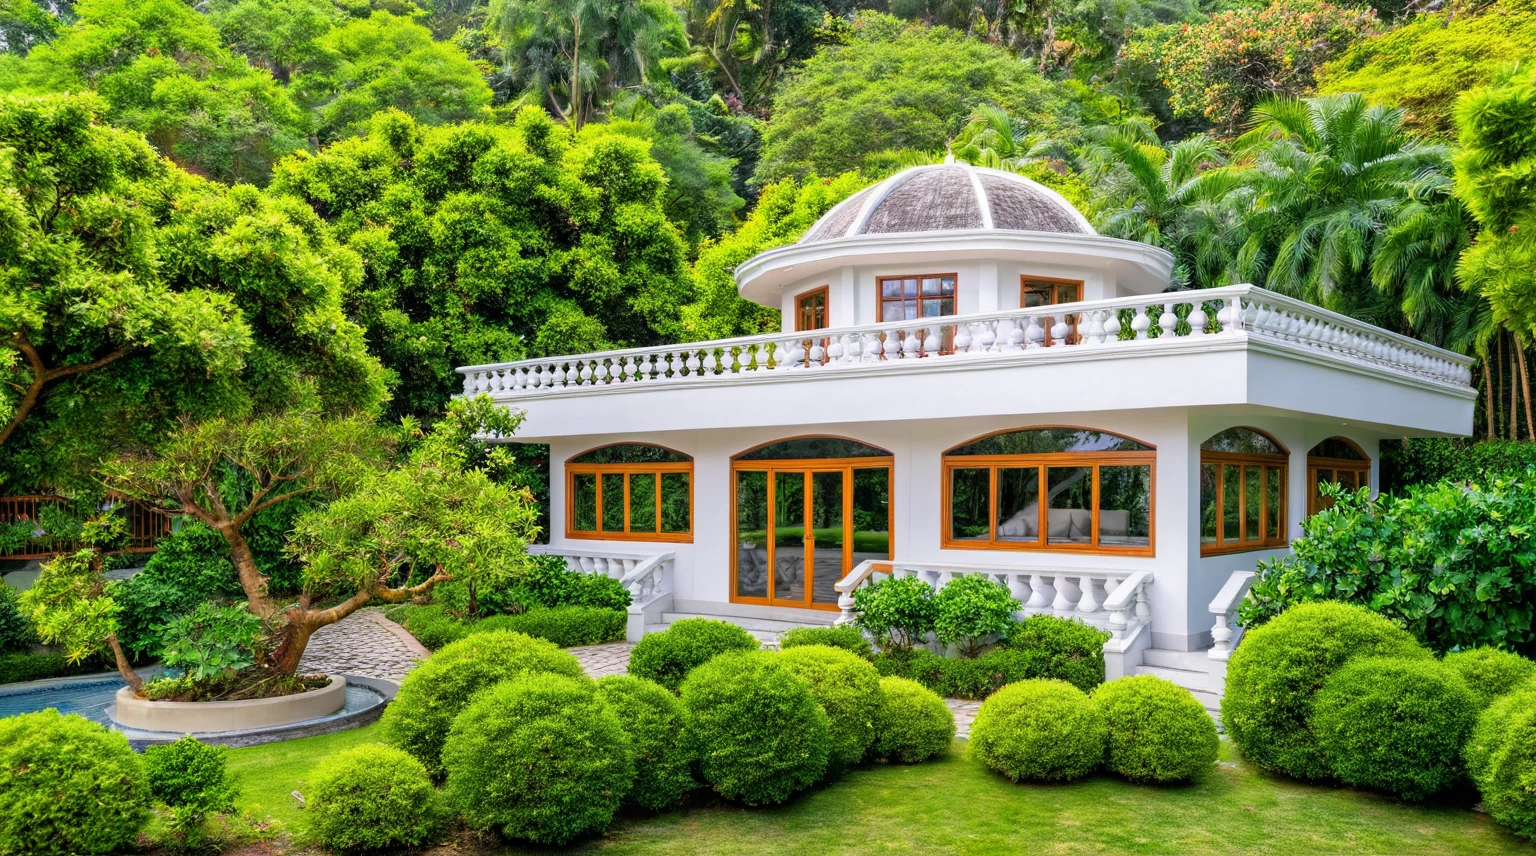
[834,559,884,626]
[1208,571,1256,661]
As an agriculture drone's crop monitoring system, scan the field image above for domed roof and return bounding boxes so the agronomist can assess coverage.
[800,161,1095,244]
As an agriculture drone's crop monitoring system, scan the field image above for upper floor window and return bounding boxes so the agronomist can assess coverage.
[878,274,956,321]
[943,428,1154,555]
[1308,437,1369,515]
[568,444,691,542]
[1022,276,1085,345]
[1200,428,1288,555]
[796,286,829,331]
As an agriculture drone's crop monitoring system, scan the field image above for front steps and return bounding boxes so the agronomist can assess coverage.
[645,601,839,645]
[1133,648,1221,715]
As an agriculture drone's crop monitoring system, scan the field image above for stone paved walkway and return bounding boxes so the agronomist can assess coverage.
[299,609,429,680]
[945,699,980,739]
[569,642,636,677]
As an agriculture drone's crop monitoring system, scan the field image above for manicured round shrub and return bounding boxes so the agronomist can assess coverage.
[1312,657,1477,800]
[933,574,1019,657]
[595,675,698,810]
[873,676,955,763]
[1444,647,1536,709]
[680,649,830,805]
[0,710,151,856]
[1222,601,1430,781]
[628,617,759,691]
[382,630,585,775]
[1004,615,1111,693]
[304,744,445,851]
[780,624,875,660]
[1092,675,1219,784]
[443,674,635,845]
[969,679,1106,783]
[143,735,235,811]
[1467,684,1536,840]
[776,644,885,772]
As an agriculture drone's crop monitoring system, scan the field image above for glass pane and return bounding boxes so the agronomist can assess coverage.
[1098,466,1152,547]
[949,428,1151,456]
[949,468,991,542]
[774,471,807,603]
[922,298,946,318]
[1057,284,1079,303]
[851,468,890,564]
[738,437,890,461]
[572,444,689,464]
[1222,465,1240,541]
[941,276,955,294]
[1201,428,1284,456]
[601,473,625,532]
[1338,470,1356,490]
[902,302,917,320]
[660,472,689,533]
[811,471,843,606]
[882,280,902,298]
[996,467,1040,543]
[904,278,918,297]
[1310,437,1365,460]
[1023,284,1050,308]
[1244,466,1261,543]
[1199,464,1218,545]
[922,277,941,296]
[881,300,904,320]
[1046,466,1093,545]
[629,472,656,532]
[573,473,598,532]
[735,471,768,599]
[1266,466,1283,540]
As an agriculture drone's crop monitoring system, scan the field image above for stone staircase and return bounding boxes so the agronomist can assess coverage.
[1133,648,1221,716]
[645,602,839,645]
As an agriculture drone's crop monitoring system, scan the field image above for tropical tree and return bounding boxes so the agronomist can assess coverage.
[208,0,343,85]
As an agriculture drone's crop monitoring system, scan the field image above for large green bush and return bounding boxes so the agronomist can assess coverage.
[680,650,830,805]
[852,575,937,650]
[113,521,242,660]
[512,555,632,612]
[478,606,627,647]
[628,618,760,691]
[444,674,635,846]
[873,676,955,763]
[1241,473,1536,654]
[382,630,585,775]
[872,616,1109,699]
[0,710,152,856]
[0,583,36,653]
[780,624,874,660]
[1467,684,1536,840]
[143,736,236,845]
[388,604,470,651]
[1312,657,1477,800]
[0,651,99,683]
[969,679,1106,783]
[1004,616,1110,692]
[776,645,885,773]
[1444,647,1536,708]
[1222,602,1431,780]
[304,744,446,851]
[595,675,698,810]
[1092,676,1219,784]
[1380,438,1536,493]
[933,575,1020,657]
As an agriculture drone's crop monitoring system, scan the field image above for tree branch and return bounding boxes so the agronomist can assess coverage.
[42,345,132,382]
[0,335,46,448]
[237,484,316,526]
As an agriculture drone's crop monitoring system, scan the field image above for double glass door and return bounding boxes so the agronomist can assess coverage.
[733,464,891,610]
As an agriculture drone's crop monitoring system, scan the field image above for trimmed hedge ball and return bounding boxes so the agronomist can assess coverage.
[595,675,698,811]
[1312,657,1477,800]
[0,710,151,856]
[443,673,635,846]
[780,625,875,660]
[1466,684,1536,840]
[969,679,1106,783]
[874,676,955,763]
[628,618,760,691]
[1221,602,1430,781]
[680,650,830,805]
[1092,675,1219,785]
[382,630,584,775]
[776,645,885,772]
[1444,647,1536,709]
[304,744,445,851]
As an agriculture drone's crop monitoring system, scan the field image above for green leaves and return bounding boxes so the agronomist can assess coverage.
[155,602,265,681]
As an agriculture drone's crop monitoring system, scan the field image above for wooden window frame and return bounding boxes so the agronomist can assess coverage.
[566,460,693,543]
[1020,275,1086,346]
[876,273,958,322]
[941,448,1156,557]
[1307,438,1371,516]
[794,285,830,332]
[1200,455,1288,556]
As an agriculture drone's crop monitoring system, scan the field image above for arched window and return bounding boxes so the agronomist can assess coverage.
[567,444,692,542]
[1200,428,1288,555]
[1308,437,1370,515]
[735,437,891,461]
[943,428,1154,554]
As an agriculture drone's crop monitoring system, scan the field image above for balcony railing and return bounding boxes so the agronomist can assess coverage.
[458,285,1474,397]
[0,495,175,561]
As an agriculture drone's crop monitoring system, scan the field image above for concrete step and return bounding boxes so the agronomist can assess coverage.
[645,623,785,644]
[1132,663,1211,692]
[658,613,828,634]
[1142,648,1212,672]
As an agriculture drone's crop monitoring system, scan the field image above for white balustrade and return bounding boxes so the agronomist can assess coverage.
[1207,570,1256,662]
[527,546,675,642]
[458,285,1474,398]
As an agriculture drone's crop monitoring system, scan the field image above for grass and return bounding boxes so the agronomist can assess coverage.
[224,727,1529,855]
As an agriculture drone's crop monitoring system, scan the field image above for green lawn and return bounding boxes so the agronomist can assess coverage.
[224,726,1530,855]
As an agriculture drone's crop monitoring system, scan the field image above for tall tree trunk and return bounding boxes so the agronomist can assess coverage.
[221,524,275,619]
[1520,335,1534,441]
[1485,351,1496,441]
[107,633,143,694]
[1511,330,1520,441]
[1497,332,1506,440]
[570,15,582,132]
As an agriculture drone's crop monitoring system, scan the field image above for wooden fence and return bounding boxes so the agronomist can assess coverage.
[0,495,175,561]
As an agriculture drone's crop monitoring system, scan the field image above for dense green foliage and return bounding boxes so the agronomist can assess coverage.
[303,743,446,851]
[776,644,884,773]
[595,675,699,811]
[873,616,1109,699]
[873,675,955,763]
[1241,475,1536,654]
[1444,647,1536,709]
[1002,616,1110,692]
[627,617,760,691]
[0,650,100,683]
[1222,602,1431,781]
[680,649,831,805]
[1092,675,1219,784]
[852,574,937,650]
[933,574,1020,657]
[477,606,627,647]
[780,624,874,660]
[382,630,585,775]
[0,711,151,856]
[1380,438,1536,492]
[143,736,236,846]
[112,523,240,661]
[1467,684,1536,841]
[0,583,34,653]
[508,555,632,612]
[445,673,633,845]
[969,679,1106,783]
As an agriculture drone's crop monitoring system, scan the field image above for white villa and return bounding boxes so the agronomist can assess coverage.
[457,162,1476,707]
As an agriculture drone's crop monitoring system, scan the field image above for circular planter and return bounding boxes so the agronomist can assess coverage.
[112,675,347,733]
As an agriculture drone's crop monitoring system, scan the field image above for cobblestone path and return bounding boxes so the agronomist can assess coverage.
[299,609,430,681]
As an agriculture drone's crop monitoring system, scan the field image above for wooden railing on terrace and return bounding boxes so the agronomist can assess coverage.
[0,495,175,561]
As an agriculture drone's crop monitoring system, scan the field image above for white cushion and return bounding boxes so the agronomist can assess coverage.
[1047,508,1075,539]
[997,508,1037,538]
[1098,510,1130,538]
